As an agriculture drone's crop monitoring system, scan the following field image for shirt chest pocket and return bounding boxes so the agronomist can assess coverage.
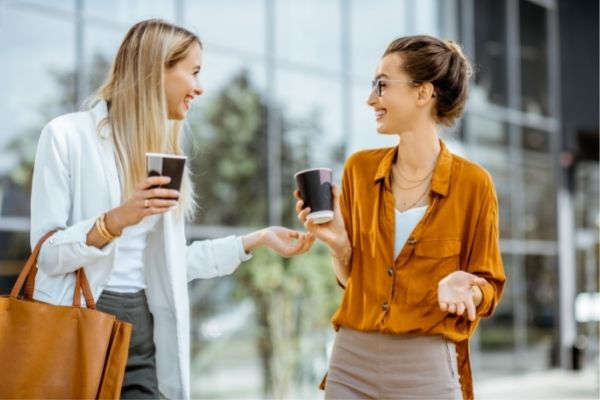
[405,239,461,305]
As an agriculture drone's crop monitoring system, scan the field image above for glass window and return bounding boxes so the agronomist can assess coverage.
[524,254,558,346]
[275,0,340,71]
[84,26,124,99]
[521,127,550,153]
[351,0,413,79]
[466,114,509,147]
[464,116,513,239]
[186,0,264,56]
[275,71,342,167]
[522,153,556,240]
[575,162,600,229]
[0,232,30,295]
[473,0,507,107]
[520,1,549,115]
[465,143,512,239]
[85,0,176,26]
[12,0,75,14]
[351,0,441,79]
[477,252,515,354]
[0,7,75,216]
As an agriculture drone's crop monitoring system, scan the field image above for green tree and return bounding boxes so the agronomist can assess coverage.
[187,71,341,398]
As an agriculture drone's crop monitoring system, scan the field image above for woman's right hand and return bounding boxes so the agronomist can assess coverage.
[105,176,180,235]
[294,184,350,256]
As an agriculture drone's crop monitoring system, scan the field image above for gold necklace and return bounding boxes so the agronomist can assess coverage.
[391,170,428,190]
[397,181,431,212]
[395,162,435,183]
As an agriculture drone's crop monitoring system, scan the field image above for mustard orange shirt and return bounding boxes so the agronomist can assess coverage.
[332,140,506,400]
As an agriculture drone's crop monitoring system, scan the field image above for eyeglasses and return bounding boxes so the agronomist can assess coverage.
[370,79,414,97]
[370,78,437,98]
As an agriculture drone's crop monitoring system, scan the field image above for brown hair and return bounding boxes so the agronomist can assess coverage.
[383,35,473,127]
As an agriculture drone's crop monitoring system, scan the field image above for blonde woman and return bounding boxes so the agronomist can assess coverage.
[30,19,314,399]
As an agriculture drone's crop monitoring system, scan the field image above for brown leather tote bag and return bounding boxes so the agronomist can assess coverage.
[0,231,132,399]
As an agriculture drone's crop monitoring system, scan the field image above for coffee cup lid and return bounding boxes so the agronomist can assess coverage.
[146,152,187,159]
[294,167,332,178]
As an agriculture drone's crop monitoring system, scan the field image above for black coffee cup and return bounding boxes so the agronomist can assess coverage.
[294,168,333,224]
[146,153,186,191]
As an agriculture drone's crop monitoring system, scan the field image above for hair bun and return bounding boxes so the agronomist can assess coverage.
[445,40,473,78]
[383,35,473,127]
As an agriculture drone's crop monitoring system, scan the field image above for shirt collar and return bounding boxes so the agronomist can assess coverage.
[89,99,111,139]
[374,139,453,197]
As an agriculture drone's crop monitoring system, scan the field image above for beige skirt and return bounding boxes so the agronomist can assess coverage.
[325,326,462,400]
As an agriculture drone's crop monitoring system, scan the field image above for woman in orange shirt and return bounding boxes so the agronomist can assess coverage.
[296,35,506,399]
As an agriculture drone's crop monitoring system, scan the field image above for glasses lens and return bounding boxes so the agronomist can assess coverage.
[371,79,383,96]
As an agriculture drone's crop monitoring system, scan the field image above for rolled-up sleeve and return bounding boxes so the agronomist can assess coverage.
[30,122,115,277]
[467,178,506,318]
[186,235,252,282]
[334,163,354,289]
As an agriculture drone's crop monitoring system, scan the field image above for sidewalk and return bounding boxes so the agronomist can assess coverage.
[476,366,598,399]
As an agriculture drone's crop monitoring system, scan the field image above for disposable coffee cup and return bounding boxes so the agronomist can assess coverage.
[294,167,333,224]
[146,153,187,191]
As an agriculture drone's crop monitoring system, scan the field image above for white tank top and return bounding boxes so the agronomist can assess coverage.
[105,214,160,293]
[394,206,427,259]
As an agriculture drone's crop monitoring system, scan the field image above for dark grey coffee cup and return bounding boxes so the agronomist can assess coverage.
[146,152,186,192]
[294,168,333,224]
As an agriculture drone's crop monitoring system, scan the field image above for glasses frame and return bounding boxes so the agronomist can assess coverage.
[370,78,437,98]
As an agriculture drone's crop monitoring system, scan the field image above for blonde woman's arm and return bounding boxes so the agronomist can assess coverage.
[185,227,314,282]
[30,120,117,276]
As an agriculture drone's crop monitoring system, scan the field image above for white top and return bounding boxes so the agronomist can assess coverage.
[29,100,251,399]
[394,206,427,259]
[105,214,160,292]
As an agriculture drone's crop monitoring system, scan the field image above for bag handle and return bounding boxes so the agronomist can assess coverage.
[73,268,96,309]
[10,230,96,309]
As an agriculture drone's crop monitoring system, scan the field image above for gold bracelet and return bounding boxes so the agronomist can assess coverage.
[95,217,113,242]
[98,216,114,241]
[96,213,119,242]
[101,213,120,238]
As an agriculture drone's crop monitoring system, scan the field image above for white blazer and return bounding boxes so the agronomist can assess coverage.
[30,100,251,399]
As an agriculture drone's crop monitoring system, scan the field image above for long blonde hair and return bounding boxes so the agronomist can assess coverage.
[94,19,200,220]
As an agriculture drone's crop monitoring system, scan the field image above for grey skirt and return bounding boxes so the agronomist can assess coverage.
[325,326,462,400]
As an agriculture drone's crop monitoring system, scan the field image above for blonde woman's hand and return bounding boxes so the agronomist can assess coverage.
[294,184,350,256]
[242,227,315,257]
[105,176,180,235]
[438,271,488,321]
[262,226,315,257]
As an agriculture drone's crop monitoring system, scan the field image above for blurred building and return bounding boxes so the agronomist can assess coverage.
[0,0,597,396]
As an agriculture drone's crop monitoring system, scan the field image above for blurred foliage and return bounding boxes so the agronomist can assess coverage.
[187,71,342,398]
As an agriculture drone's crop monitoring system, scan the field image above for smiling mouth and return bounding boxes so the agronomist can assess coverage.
[375,109,386,120]
[183,96,193,111]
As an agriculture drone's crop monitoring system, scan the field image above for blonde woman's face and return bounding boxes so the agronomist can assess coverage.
[165,42,204,120]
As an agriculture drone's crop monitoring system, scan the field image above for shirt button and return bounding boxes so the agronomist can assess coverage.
[407,237,417,245]
[382,301,389,311]
[387,267,394,277]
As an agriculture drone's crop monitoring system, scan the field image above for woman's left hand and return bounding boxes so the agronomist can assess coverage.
[438,271,488,321]
[243,226,315,258]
